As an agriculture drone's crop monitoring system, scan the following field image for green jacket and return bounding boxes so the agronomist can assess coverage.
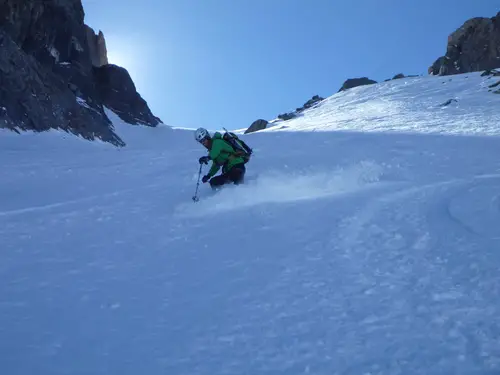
[207,132,245,177]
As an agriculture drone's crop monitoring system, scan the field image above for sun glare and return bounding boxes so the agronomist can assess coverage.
[107,49,133,70]
[105,34,147,89]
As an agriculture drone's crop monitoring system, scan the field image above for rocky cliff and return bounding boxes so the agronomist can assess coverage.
[0,0,161,146]
[94,64,161,126]
[85,25,108,67]
[338,77,377,92]
[245,119,268,134]
[429,12,500,76]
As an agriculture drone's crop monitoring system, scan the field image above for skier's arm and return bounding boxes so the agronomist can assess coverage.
[207,162,220,178]
[207,140,224,177]
[207,140,234,177]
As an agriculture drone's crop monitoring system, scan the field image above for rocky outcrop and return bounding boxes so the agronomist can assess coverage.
[488,80,500,89]
[245,95,324,133]
[429,56,446,75]
[338,77,377,92]
[282,95,324,119]
[439,99,458,107]
[385,73,419,81]
[299,95,324,111]
[429,12,500,76]
[481,69,500,77]
[0,0,89,67]
[245,119,268,134]
[94,64,161,126]
[0,0,160,145]
[85,25,108,67]
[277,112,298,121]
[0,29,123,145]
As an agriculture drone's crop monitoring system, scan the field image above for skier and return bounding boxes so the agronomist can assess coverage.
[194,127,248,189]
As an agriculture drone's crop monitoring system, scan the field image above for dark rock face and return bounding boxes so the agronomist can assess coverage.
[301,95,324,110]
[0,0,160,145]
[245,119,268,134]
[0,0,89,68]
[278,112,298,121]
[429,12,500,76]
[429,56,446,75]
[338,77,377,92]
[384,73,408,82]
[94,65,161,126]
[488,80,500,89]
[0,30,123,145]
[439,99,458,107]
[481,69,500,77]
[85,25,108,67]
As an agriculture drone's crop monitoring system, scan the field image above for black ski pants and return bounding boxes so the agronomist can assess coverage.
[209,163,246,189]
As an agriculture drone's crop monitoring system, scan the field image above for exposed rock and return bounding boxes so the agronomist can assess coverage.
[85,25,108,67]
[429,12,500,76]
[93,64,161,126]
[244,119,268,134]
[0,0,160,145]
[0,30,123,146]
[252,94,324,133]
[385,73,409,81]
[277,112,297,121]
[294,95,324,113]
[0,0,90,68]
[429,57,446,75]
[488,80,500,89]
[481,69,500,77]
[301,95,324,110]
[338,77,377,92]
[439,99,458,107]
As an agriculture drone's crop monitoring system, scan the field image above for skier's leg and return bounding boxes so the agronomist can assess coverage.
[209,174,229,189]
[228,164,246,185]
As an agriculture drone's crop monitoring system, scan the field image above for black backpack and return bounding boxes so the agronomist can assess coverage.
[222,128,253,163]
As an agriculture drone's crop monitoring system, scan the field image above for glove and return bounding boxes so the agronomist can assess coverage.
[202,175,210,183]
[199,156,210,165]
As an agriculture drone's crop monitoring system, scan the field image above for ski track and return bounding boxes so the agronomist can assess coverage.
[329,175,500,374]
[3,169,500,374]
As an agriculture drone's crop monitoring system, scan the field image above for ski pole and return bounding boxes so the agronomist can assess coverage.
[192,163,203,202]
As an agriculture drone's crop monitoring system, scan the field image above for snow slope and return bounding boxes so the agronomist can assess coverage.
[2,72,500,375]
[261,71,500,136]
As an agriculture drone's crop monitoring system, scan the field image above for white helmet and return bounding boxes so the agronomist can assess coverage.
[194,127,210,142]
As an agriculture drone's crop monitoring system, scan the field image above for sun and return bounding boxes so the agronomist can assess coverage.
[105,34,145,86]
[107,42,135,71]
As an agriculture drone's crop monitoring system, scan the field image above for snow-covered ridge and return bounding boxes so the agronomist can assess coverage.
[254,72,500,136]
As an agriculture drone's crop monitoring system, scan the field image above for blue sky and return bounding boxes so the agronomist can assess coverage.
[82,0,499,130]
